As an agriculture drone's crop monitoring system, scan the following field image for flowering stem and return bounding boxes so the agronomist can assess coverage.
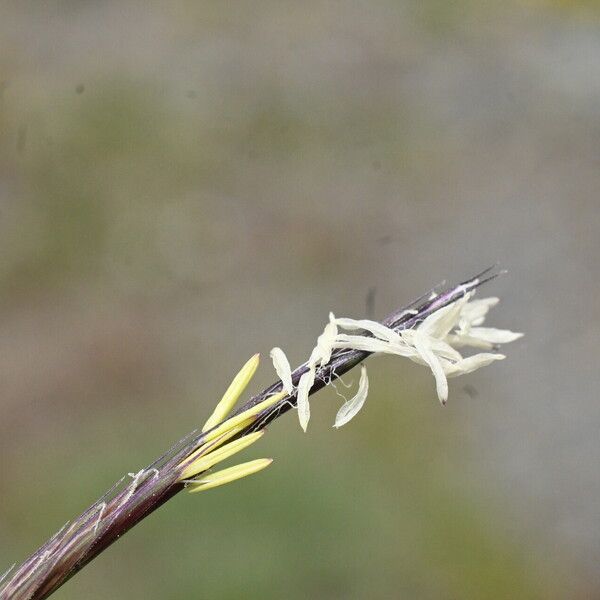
[0,268,500,600]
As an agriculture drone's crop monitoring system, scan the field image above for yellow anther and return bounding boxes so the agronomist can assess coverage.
[180,431,265,481]
[186,459,273,493]
[202,353,260,432]
[203,390,286,443]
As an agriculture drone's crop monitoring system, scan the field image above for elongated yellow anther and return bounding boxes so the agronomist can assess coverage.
[203,390,286,443]
[202,353,261,432]
[180,431,265,481]
[186,458,273,493]
[181,420,255,470]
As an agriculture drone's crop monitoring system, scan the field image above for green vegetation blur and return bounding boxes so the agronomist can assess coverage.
[1,1,598,598]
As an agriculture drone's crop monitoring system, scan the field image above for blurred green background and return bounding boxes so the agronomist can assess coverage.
[1,1,599,598]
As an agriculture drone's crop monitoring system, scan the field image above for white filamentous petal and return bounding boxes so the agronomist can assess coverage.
[445,333,495,350]
[316,321,338,366]
[333,334,418,358]
[308,346,321,366]
[297,367,315,432]
[413,332,448,404]
[466,327,524,345]
[333,317,401,343]
[332,335,393,353]
[270,347,294,395]
[458,297,499,330]
[293,292,521,417]
[444,353,505,377]
[419,294,470,339]
[427,338,462,361]
[401,331,463,362]
[307,314,339,369]
[448,328,522,350]
[333,365,369,428]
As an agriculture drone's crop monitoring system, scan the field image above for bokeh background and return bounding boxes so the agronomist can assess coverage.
[1,1,599,598]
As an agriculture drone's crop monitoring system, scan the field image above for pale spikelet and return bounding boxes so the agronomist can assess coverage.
[180,431,265,481]
[202,353,260,432]
[185,422,254,467]
[333,317,401,343]
[333,365,369,428]
[270,347,294,395]
[418,293,470,339]
[203,391,285,443]
[315,316,338,366]
[333,334,417,357]
[443,353,505,377]
[458,297,499,329]
[186,459,273,493]
[413,331,448,404]
[462,327,523,345]
[297,367,315,432]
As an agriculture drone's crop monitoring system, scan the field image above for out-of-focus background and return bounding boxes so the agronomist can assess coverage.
[1,1,598,598]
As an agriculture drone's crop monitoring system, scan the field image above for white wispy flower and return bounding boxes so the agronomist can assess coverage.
[332,317,402,344]
[447,296,523,350]
[459,297,499,329]
[447,327,523,349]
[332,316,454,405]
[412,330,449,403]
[333,365,369,428]
[270,347,294,395]
[331,293,521,408]
[277,291,521,431]
[393,295,471,404]
[333,333,418,358]
[400,331,462,362]
[294,313,340,431]
[442,353,506,377]
[313,313,338,367]
[297,367,315,433]
[418,293,471,339]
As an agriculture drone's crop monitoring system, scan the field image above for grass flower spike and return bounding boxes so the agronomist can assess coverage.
[1,267,522,600]
[276,283,522,427]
